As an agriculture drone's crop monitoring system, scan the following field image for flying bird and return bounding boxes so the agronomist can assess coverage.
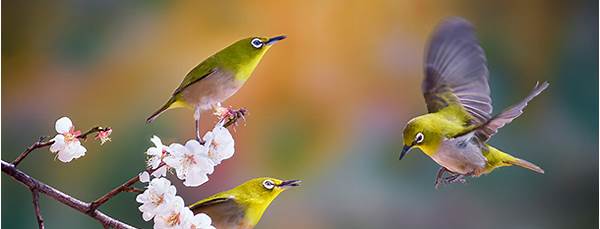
[399,17,548,188]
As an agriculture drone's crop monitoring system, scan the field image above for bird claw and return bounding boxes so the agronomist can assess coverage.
[434,169,469,189]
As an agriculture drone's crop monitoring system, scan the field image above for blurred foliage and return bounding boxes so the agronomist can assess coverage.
[2,0,597,228]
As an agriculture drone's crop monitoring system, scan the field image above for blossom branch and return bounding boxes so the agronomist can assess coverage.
[11,126,111,167]
[1,160,136,229]
[87,113,243,212]
[31,188,45,229]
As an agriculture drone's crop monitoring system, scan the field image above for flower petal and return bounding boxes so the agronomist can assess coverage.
[150,135,163,148]
[49,135,66,153]
[55,117,73,134]
[139,171,150,183]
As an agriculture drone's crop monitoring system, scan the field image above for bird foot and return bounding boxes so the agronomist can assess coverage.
[434,169,469,189]
[214,107,247,128]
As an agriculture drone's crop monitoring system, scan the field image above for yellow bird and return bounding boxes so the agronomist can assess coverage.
[399,17,548,188]
[189,177,301,229]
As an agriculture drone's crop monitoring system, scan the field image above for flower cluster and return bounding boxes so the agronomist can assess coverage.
[136,178,215,229]
[140,124,235,187]
[137,122,235,228]
[49,117,111,162]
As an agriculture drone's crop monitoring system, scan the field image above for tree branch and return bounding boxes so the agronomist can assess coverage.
[31,188,45,229]
[1,160,136,229]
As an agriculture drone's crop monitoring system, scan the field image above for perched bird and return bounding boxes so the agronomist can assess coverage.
[399,17,548,188]
[189,177,301,229]
[147,36,287,140]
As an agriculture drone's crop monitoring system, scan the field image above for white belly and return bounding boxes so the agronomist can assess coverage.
[181,70,244,110]
[430,134,487,174]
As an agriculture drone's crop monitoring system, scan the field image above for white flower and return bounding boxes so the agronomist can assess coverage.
[202,125,235,165]
[146,136,169,178]
[136,178,177,221]
[153,196,187,229]
[49,117,87,163]
[154,197,215,229]
[164,140,215,187]
[183,212,215,229]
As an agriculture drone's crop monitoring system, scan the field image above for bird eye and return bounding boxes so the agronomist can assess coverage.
[251,38,263,49]
[262,180,275,190]
[415,132,425,144]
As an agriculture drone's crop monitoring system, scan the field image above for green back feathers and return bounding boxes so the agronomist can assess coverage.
[177,37,274,93]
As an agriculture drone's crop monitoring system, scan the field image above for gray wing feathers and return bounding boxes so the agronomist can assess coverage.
[476,81,549,141]
[190,197,245,226]
[424,17,492,124]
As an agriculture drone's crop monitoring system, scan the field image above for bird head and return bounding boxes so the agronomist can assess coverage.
[217,36,286,79]
[235,177,301,200]
[231,177,300,225]
[400,115,443,160]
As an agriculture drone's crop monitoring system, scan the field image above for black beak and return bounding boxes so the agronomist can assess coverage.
[278,179,301,188]
[265,35,287,45]
[399,145,412,160]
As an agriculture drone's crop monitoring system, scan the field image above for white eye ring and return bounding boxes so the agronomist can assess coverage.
[262,180,275,190]
[415,132,425,144]
[251,38,263,48]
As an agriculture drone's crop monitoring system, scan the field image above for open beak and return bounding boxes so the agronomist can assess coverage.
[278,179,301,189]
[399,145,412,160]
[265,35,287,45]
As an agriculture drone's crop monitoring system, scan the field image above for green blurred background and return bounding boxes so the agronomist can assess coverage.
[2,0,598,228]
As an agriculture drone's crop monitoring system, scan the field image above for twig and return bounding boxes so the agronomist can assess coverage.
[79,127,112,141]
[12,127,111,167]
[31,188,45,229]
[88,163,166,212]
[1,160,136,229]
[12,137,53,167]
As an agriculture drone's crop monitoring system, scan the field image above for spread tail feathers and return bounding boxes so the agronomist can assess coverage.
[146,97,186,123]
[512,158,545,174]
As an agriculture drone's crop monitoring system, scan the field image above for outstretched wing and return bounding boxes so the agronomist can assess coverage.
[189,197,246,227]
[475,82,549,142]
[423,17,492,125]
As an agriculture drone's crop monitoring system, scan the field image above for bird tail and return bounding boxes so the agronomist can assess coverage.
[485,146,544,174]
[146,97,187,123]
[511,158,545,174]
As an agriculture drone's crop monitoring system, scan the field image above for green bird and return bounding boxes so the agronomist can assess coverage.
[189,177,301,229]
[147,36,286,139]
[399,17,548,188]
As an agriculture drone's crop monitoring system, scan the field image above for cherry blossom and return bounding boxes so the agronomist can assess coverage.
[49,117,87,163]
[164,140,215,187]
[183,212,215,229]
[202,125,235,165]
[136,178,177,221]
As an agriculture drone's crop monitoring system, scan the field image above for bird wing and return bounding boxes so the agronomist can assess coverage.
[172,62,219,95]
[189,196,246,227]
[423,17,492,125]
[475,81,549,142]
